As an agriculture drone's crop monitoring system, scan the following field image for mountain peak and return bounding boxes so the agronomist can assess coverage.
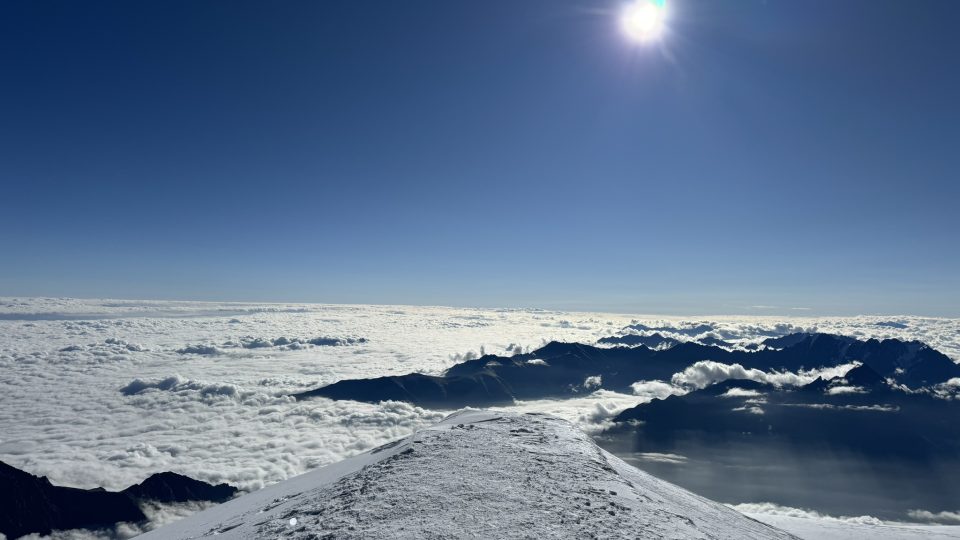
[122,471,237,504]
[140,411,795,539]
[840,363,887,388]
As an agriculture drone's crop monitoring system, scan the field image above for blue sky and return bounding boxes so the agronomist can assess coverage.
[1,0,958,316]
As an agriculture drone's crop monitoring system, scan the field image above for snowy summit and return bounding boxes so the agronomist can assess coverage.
[141,410,794,539]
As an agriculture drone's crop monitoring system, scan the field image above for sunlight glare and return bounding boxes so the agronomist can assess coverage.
[621,0,666,43]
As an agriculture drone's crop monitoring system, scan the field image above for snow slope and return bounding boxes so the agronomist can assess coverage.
[140,410,794,539]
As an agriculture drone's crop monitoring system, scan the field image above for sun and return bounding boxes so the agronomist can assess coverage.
[621,0,666,43]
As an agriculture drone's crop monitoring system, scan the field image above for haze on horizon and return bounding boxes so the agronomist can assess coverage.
[2,0,958,316]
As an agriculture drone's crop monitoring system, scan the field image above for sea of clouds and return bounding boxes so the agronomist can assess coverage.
[2,297,959,536]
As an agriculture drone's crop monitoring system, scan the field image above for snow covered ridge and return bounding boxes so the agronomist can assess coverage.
[140,411,795,539]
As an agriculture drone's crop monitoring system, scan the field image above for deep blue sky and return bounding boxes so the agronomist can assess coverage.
[1,0,958,316]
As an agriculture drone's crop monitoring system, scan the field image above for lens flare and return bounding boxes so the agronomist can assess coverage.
[621,0,666,43]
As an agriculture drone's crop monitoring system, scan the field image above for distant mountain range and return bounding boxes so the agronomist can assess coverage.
[294,333,960,407]
[612,362,960,460]
[598,332,737,349]
[0,461,237,539]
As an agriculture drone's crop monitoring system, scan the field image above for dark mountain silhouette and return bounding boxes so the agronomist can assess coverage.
[697,336,733,348]
[874,321,909,329]
[0,461,237,539]
[295,342,700,406]
[841,363,889,388]
[761,333,816,349]
[0,461,146,539]
[122,471,237,504]
[597,332,679,348]
[611,364,960,460]
[298,372,515,409]
[294,333,960,408]
[800,375,831,394]
[597,333,733,349]
[757,333,959,386]
[624,323,716,337]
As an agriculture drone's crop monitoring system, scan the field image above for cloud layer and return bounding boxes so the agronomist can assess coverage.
[2,298,959,536]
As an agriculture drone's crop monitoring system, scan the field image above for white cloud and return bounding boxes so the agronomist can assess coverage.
[907,509,960,524]
[176,344,221,355]
[583,375,602,390]
[670,360,860,390]
[729,502,885,526]
[500,390,643,434]
[630,380,684,400]
[782,403,899,412]
[634,452,688,464]
[826,385,866,395]
[931,378,960,400]
[721,388,763,398]
[732,405,765,414]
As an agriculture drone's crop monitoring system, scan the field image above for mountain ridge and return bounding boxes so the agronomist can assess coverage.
[293,333,960,407]
[139,411,797,539]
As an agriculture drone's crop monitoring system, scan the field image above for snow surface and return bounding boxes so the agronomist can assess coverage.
[140,410,795,539]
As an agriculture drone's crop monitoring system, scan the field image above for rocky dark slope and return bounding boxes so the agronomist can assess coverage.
[0,461,237,539]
